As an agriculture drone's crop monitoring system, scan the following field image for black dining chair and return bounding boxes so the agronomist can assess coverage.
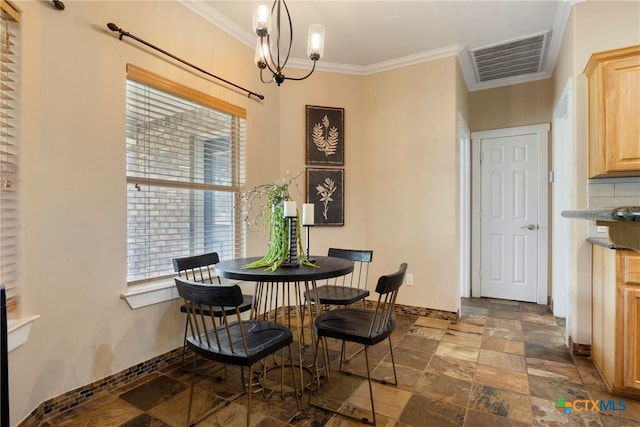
[303,248,373,362]
[307,248,373,308]
[175,278,299,427]
[172,252,254,367]
[310,262,407,426]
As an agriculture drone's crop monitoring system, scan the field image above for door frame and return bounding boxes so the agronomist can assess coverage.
[471,123,550,304]
[459,113,471,299]
[552,79,573,327]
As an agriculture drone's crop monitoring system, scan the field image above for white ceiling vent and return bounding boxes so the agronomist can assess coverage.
[471,32,548,82]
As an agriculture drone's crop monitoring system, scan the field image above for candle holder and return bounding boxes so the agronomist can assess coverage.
[304,224,315,264]
[281,216,300,268]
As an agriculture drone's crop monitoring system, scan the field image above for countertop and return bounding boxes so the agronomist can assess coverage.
[561,206,640,222]
[587,237,630,250]
[562,206,640,252]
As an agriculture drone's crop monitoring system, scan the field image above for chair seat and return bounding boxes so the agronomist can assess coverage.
[180,294,253,317]
[306,285,370,306]
[187,320,293,367]
[314,307,395,346]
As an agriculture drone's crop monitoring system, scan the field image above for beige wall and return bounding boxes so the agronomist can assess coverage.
[468,79,553,132]
[456,58,471,128]
[363,57,462,312]
[551,1,640,346]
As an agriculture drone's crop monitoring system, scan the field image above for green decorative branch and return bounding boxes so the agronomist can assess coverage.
[241,172,315,271]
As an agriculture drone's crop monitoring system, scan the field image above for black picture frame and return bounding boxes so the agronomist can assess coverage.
[306,168,344,226]
[305,105,344,166]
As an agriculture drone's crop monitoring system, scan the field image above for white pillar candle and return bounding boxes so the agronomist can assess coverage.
[283,200,297,217]
[302,203,315,225]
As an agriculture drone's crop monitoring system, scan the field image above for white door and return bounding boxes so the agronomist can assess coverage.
[472,124,549,304]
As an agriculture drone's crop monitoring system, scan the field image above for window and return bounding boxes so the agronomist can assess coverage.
[0,3,19,312]
[125,65,246,284]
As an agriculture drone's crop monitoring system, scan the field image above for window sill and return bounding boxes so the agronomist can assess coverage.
[121,276,241,309]
[121,278,179,309]
[8,315,40,352]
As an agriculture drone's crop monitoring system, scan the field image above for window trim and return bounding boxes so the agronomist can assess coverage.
[0,1,19,22]
[126,65,246,119]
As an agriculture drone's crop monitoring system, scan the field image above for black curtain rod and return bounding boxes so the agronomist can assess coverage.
[107,23,264,101]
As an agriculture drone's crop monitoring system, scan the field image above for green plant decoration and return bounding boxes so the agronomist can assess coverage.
[242,172,315,270]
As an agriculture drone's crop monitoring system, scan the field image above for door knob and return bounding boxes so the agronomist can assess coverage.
[521,224,537,230]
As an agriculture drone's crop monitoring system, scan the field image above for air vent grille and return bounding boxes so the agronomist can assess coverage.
[472,33,547,82]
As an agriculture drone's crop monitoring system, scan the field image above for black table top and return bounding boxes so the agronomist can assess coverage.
[216,256,354,282]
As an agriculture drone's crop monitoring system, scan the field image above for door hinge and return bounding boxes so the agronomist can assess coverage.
[479,151,483,163]
[549,170,555,183]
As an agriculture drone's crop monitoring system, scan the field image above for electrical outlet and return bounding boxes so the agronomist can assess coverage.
[406,274,414,286]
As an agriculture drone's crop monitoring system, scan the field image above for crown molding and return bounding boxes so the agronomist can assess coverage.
[362,45,465,75]
[179,0,255,48]
[542,0,575,75]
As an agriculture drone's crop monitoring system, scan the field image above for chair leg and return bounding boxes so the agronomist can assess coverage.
[339,340,346,372]
[186,354,197,427]
[321,336,331,377]
[309,334,322,401]
[387,337,398,386]
[309,334,331,385]
[246,364,253,427]
[288,344,300,409]
[181,319,189,366]
[343,341,365,363]
[363,346,376,426]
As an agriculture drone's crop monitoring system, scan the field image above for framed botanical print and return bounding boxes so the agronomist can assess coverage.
[305,105,344,166]
[306,168,344,226]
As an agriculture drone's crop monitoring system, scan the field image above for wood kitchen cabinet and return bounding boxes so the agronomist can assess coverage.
[592,245,640,397]
[584,45,640,178]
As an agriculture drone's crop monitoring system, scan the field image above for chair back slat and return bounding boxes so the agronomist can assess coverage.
[367,263,407,337]
[327,248,373,290]
[172,252,221,284]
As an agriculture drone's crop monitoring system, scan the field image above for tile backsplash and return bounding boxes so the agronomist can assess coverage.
[587,177,640,237]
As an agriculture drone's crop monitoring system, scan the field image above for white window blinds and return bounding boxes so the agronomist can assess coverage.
[0,2,19,312]
[125,65,246,284]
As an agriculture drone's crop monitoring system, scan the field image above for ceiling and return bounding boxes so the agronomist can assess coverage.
[180,0,574,91]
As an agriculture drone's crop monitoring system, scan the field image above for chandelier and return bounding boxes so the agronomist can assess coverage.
[253,0,325,86]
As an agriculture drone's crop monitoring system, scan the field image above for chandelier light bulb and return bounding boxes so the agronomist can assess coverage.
[255,38,269,68]
[253,3,271,37]
[307,24,325,61]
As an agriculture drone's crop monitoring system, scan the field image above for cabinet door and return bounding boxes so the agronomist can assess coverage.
[623,253,640,390]
[603,55,640,174]
[624,287,640,389]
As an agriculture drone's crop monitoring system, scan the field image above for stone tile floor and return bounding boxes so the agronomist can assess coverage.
[41,298,640,426]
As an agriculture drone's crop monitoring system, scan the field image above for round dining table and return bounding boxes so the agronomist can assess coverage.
[215,255,354,391]
[215,255,352,282]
